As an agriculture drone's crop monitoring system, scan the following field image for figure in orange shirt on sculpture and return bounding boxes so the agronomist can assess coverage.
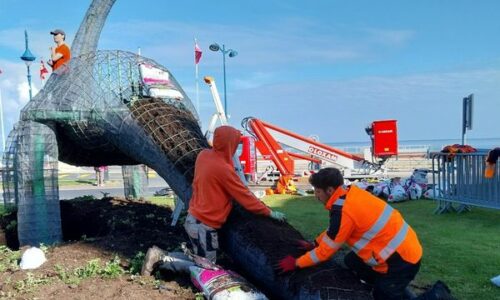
[47,29,71,72]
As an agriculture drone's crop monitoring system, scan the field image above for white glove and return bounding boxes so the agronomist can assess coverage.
[270,210,286,222]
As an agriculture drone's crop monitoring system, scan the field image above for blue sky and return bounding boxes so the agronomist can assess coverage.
[0,0,499,144]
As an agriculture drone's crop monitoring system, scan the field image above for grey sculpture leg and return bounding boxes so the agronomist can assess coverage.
[122,165,148,200]
[14,121,62,246]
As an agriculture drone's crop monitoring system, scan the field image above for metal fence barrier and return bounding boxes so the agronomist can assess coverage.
[431,151,500,213]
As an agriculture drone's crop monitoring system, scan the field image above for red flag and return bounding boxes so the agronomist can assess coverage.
[194,42,202,64]
[40,60,49,80]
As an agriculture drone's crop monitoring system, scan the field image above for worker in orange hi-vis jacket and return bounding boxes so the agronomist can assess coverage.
[276,167,423,300]
[485,147,500,178]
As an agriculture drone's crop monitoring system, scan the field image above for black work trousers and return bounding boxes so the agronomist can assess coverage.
[344,251,420,300]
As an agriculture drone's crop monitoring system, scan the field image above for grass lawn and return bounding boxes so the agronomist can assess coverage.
[57,179,122,187]
[147,196,175,207]
[262,195,500,300]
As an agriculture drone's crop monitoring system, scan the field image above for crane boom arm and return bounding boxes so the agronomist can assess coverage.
[245,117,380,176]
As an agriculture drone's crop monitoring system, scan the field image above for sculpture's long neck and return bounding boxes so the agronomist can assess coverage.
[71,0,116,57]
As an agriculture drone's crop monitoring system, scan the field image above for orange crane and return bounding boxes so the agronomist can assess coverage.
[203,75,397,194]
[241,117,397,193]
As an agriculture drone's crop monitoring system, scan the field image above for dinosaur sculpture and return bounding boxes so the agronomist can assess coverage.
[2,0,206,246]
[2,0,372,298]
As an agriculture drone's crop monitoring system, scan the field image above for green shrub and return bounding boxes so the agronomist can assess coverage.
[0,245,21,272]
[129,251,145,275]
[101,256,124,279]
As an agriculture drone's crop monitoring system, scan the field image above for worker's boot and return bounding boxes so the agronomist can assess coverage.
[430,280,455,300]
[141,245,167,276]
[417,280,455,300]
[403,286,417,299]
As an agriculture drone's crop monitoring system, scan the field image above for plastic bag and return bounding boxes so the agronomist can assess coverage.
[352,180,369,190]
[411,169,430,185]
[423,187,442,199]
[373,181,388,197]
[405,181,423,200]
[385,184,408,202]
[190,266,268,300]
[159,245,268,300]
[19,247,47,270]
[491,274,500,287]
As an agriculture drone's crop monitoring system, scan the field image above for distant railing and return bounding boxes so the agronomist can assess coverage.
[431,151,500,213]
[398,145,431,154]
[325,144,431,156]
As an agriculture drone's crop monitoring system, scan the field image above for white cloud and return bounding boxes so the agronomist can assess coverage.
[16,81,37,105]
[0,27,67,62]
[101,17,404,69]
[363,28,415,47]
[232,72,277,90]
[0,59,42,136]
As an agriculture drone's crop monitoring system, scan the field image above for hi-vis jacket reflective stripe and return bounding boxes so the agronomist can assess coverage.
[296,185,422,273]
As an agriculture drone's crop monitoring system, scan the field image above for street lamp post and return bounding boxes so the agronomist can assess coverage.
[20,30,36,101]
[209,43,237,119]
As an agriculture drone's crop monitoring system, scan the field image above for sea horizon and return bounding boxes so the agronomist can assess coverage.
[327,137,500,152]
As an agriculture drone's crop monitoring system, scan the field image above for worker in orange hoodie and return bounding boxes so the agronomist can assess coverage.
[184,125,286,263]
[277,167,423,300]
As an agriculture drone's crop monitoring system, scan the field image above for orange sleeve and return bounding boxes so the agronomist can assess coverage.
[296,214,354,268]
[314,230,327,245]
[223,169,271,216]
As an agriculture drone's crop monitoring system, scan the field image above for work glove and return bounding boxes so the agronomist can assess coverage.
[295,239,315,251]
[276,255,297,273]
[270,210,286,222]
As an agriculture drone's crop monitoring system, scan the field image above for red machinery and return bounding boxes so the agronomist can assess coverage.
[239,136,258,182]
[240,117,395,193]
[367,120,398,157]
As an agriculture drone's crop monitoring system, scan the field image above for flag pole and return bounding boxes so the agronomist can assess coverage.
[41,57,44,87]
[0,87,5,151]
[195,38,200,114]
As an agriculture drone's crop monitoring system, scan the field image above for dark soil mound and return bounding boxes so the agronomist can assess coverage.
[0,207,19,249]
[60,197,188,256]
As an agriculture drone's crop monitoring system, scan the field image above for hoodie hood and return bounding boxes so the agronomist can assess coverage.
[213,126,241,162]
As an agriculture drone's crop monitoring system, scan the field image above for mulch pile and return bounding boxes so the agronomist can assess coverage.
[59,197,187,256]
